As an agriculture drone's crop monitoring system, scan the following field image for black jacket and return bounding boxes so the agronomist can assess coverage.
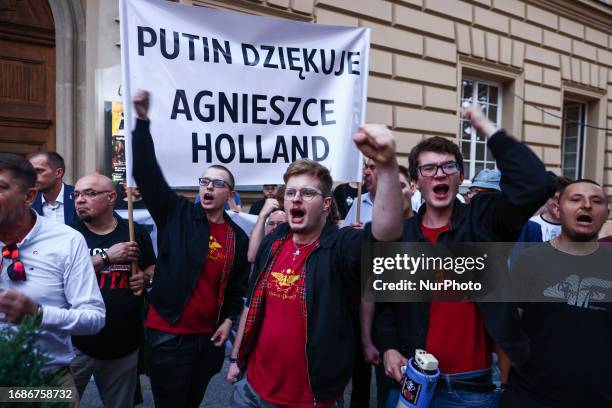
[373,129,556,367]
[240,222,361,402]
[132,119,249,325]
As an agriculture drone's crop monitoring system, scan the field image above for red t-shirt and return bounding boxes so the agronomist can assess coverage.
[146,221,229,335]
[421,224,492,374]
[248,238,337,407]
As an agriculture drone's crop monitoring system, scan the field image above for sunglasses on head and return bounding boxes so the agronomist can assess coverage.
[1,244,26,281]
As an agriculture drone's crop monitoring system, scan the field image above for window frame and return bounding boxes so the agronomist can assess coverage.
[561,99,587,180]
[459,77,503,182]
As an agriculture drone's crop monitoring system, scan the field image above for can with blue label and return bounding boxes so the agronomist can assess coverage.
[396,349,439,408]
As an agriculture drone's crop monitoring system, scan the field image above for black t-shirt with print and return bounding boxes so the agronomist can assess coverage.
[71,214,156,359]
[509,243,612,407]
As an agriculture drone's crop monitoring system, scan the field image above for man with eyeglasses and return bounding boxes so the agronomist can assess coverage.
[131,90,250,407]
[0,153,105,391]
[68,174,155,407]
[373,104,556,407]
[227,124,402,408]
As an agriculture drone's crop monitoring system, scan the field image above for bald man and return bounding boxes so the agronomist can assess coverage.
[69,174,156,408]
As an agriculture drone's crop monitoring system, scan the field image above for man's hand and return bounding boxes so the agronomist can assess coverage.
[353,124,397,167]
[106,241,139,264]
[384,349,408,382]
[226,361,241,384]
[211,318,233,347]
[133,90,150,121]
[363,343,381,365]
[129,269,145,296]
[0,290,38,324]
[260,198,279,218]
[462,102,498,137]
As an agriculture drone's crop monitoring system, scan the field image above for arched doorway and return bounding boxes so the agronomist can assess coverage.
[0,0,56,154]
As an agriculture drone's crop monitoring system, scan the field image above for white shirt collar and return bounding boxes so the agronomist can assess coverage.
[42,183,65,205]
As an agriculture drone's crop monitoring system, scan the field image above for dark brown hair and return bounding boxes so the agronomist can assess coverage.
[28,151,66,173]
[558,178,607,201]
[208,164,235,190]
[0,153,37,191]
[408,136,463,181]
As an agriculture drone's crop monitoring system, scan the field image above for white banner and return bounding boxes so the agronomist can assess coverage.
[120,0,369,187]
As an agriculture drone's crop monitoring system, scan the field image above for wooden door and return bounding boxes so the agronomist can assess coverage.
[0,0,55,155]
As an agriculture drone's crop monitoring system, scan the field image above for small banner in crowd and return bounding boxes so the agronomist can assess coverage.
[119,0,370,187]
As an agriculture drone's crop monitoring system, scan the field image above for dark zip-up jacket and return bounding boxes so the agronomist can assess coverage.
[238,222,362,402]
[373,129,557,367]
[132,119,249,325]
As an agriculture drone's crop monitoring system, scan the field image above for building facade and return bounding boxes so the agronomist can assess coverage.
[1,0,611,227]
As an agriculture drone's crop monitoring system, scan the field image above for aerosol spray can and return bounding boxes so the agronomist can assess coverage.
[395,349,440,408]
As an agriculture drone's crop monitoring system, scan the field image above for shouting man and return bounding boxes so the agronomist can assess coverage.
[131,90,250,407]
[227,124,402,407]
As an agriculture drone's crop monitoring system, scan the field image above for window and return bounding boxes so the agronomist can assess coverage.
[561,101,586,180]
[459,79,502,180]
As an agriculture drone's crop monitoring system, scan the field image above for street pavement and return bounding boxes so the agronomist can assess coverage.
[80,358,378,407]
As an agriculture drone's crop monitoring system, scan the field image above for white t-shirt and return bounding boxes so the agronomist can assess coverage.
[529,214,562,242]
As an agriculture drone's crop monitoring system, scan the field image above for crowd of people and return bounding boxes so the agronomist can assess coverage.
[0,89,610,408]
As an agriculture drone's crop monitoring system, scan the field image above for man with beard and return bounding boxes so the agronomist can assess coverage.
[227,124,402,407]
[502,180,612,407]
[69,174,154,407]
[29,151,76,225]
[374,104,556,407]
[131,90,250,407]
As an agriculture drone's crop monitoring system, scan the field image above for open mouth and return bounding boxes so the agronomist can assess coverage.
[203,193,214,201]
[290,208,306,223]
[433,184,450,196]
[576,214,593,224]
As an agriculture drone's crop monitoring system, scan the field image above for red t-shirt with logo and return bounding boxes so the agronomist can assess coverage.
[421,224,492,374]
[146,221,229,335]
[248,238,338,407]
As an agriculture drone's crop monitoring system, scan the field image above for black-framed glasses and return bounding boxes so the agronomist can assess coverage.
[284,188,323,202]
[199,177,231,189]
[417,161,460,177]
[1,244,26,281]
[70,190,113,200]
